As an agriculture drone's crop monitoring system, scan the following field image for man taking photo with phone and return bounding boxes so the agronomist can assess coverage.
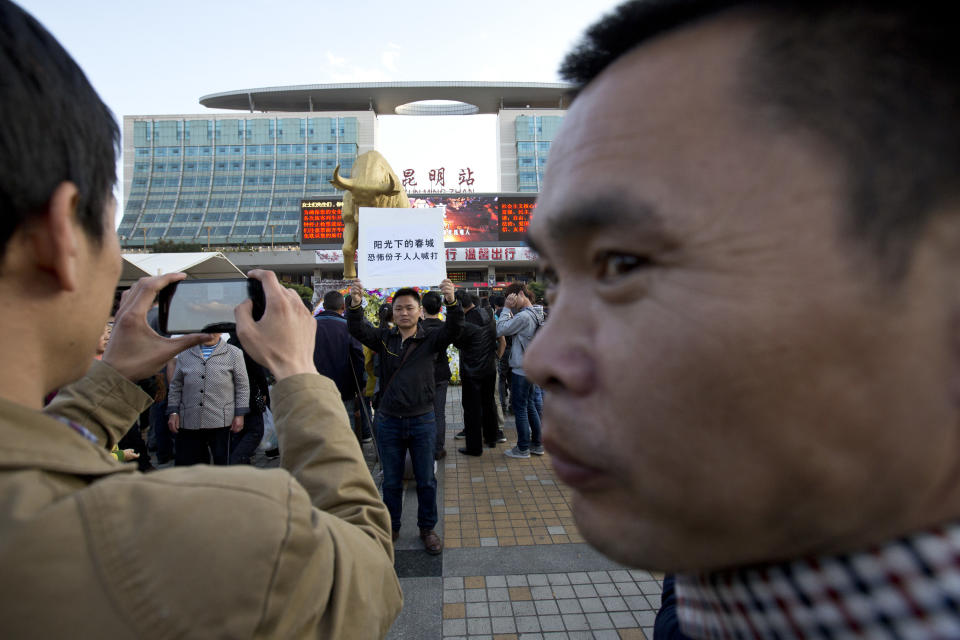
[0,3,401,635]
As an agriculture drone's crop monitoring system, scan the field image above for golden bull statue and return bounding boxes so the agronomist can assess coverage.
[330,150,411,279]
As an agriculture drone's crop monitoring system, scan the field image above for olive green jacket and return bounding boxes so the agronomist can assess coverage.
[0,360,402,638]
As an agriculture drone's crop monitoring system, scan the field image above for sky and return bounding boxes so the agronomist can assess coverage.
[16,0,625,220]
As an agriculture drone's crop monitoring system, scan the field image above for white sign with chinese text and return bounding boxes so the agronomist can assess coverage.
[358,207,446,289]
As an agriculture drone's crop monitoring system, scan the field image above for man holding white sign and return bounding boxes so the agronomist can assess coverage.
[347,278,462,555]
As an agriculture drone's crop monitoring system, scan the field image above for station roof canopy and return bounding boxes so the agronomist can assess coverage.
[120,252,245,287]
[199,81,575,115]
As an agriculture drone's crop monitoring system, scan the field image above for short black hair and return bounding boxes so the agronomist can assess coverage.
[454,289,470,308]
[392,288,421,306]
[0,1,119,262]
[422,290,443,315]
[561,1,960,277]
[378,303,393,326]
[505,282,535,302]
[490,294,505,308]
[323,290,345,311]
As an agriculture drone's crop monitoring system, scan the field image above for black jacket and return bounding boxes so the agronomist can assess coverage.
[454,307,498,379]
[228,332,271,414]
[347,301,463,417]
[313,310,364,401]
[421,317,452,384]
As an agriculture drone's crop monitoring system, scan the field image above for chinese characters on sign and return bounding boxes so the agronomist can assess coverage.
[300,199,344,242]
[401,167,477,194]
[440,247,534,262]
[498,197,536,240]
[357,207,447,289]
[366,237,439,263]
[318,245,536,265]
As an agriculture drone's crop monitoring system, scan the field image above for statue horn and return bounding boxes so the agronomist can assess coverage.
[380,173,400,196]
[330,165,354,191]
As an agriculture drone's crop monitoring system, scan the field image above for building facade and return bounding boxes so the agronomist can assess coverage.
[118,82,570,291]
[498,110,565,193]
[119,111,375,248]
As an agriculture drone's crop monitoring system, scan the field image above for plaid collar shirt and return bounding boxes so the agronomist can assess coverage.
[676,524,960,639]
[53,415,99,444]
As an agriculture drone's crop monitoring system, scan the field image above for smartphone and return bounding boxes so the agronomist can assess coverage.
[158,278,265,334]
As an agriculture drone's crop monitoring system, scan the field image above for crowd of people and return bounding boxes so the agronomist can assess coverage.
[4,0,960,637]
[95,271,552,562]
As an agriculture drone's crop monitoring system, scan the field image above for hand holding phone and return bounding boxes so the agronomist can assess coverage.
[103,273,212,382]
[234,270,318,381]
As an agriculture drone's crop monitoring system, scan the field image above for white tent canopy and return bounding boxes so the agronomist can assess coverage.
[120,252,245,287]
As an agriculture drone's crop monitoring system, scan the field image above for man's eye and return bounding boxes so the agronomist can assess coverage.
[595,252,651,280]
[540,267,559,298]
[540,267,558,287]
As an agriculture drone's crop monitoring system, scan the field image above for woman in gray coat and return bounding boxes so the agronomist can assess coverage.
[167,334,250,466]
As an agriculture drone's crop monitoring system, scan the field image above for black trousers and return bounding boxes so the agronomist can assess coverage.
[462,373,499,455]
[175,427,230,466]
[229,411,264,465]
[118,420,152,472]
[497,360,512,413]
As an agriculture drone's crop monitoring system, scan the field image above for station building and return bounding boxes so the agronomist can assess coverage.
[118,82,571,293]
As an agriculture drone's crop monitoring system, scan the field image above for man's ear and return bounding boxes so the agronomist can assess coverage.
[31,182,82,293]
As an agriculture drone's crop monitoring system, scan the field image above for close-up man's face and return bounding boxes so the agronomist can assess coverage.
[392,295,421,329]
[525,12,960,571]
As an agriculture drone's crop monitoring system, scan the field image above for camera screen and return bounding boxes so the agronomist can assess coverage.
[166,280,249,334]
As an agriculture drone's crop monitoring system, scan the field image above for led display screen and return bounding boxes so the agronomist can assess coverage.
[301,199,344,242]
[301,194,536,247]
[498,197,536,241]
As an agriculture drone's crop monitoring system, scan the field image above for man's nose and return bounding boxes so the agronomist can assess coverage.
[523,303,595,396]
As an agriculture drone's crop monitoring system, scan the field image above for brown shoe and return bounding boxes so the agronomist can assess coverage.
[392,529,400,542]
[434,449,447,460]
[420,529,443,555]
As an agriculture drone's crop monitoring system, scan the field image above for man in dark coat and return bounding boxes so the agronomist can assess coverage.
[421,291,452,460]
[453,290,500,456]
[313,290,365,440]
[348,279,461,555]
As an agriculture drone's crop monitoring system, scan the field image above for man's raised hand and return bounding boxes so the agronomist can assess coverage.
[349,280,364,306]
[235,270,318,381]
[440,278,456,304]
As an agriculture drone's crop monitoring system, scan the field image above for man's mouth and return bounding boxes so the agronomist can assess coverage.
[544,433,612,490]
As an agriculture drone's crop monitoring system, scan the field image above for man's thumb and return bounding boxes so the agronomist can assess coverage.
[172,333,214,352]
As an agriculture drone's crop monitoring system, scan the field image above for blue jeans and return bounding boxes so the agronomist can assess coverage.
[433,381,449,456]
[511,373,541,451]
[375,411,438,531]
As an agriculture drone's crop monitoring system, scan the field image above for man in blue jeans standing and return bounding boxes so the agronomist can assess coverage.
[497,283,545,459]
[348,278,461,554]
